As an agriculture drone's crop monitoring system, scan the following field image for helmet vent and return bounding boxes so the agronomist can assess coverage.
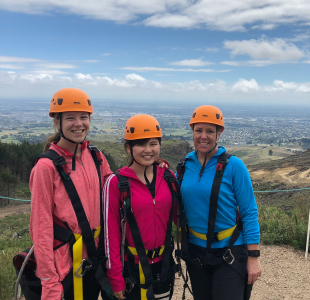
[216,114,220,119]
[130,127,135,133]
[192,112,196,118]
[88,99,91,106]
[156,125,160,131]
[57,98,63,105]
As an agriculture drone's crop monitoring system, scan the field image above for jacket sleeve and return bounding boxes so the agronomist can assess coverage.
[103,174,126,293]
[232,158,260,244]
[30,160,63,300]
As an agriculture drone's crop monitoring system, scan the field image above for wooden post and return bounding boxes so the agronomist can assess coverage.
[305,209,310,260]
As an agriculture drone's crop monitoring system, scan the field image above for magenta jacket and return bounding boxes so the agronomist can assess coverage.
[30,141,112,300]
[103,165,177,293]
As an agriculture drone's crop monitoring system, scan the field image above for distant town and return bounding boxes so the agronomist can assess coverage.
[1,100,310,152]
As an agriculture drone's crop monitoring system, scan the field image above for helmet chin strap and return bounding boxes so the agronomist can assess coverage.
[59,118,86,171]
[130,145,155,184]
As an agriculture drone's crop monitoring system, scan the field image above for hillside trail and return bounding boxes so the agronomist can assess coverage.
[250,167,310,186]
[3,205,310,300]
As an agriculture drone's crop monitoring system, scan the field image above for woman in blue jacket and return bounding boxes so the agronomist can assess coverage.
[179,105,261,300]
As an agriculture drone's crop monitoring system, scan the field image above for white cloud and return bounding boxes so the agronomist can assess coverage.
[252,24,277,30]
[265,80,310,93]
[1,1,310,31]
[125,73,146,81]
[170,59,213,67]
[82,60,100,63]
[221,59,295,66]
[224,37,304,60]
[0,56,43,62]
[35,63,77,69]
[120,66,228,72]
[0,64,24,69]
[205,47,219,53]
[232,78,260,93]
[1,71,310,105]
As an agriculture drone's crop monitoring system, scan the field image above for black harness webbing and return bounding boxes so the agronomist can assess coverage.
[176,152,246,274]
[207,152,231,252]
[116,168,177,300]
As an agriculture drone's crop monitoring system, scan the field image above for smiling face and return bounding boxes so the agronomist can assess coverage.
[192,122,220,155]
[127,138,161,167]
[55,111,90,145]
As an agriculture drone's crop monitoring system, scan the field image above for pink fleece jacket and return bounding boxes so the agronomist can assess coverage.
[30,141,112,300]
[103,165,177,293]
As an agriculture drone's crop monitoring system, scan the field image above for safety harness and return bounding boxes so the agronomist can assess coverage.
[115,167,181,300]
[13,145,113,300]
[175,152,247,299]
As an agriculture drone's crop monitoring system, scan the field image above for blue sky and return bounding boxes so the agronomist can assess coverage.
[0,1,310,105]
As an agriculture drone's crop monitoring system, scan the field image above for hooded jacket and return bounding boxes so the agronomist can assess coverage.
[103,165,177,293]
[180,146,260,249]
[30,141,112,300]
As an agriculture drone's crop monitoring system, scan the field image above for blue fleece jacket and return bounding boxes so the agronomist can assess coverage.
[180,146,260,248]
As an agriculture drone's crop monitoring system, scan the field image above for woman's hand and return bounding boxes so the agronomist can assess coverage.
[156,158,170,169]
[247,257,262,284]
[114,289,126,299]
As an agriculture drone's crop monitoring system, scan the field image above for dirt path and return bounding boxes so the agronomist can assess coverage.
[172,244,310,300]
[0,203,31,219]
[4,205,310,299]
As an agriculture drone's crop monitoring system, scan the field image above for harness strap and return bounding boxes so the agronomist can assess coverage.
[116,168,176,300]
[73,226,100,300]
[189,225,237,242]
[206,152,232,252]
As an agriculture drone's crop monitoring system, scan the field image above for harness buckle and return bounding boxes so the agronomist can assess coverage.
[223,248,235,265]
[164,172,175,183]
[53,156,67,167]
[213,232,219,242]
[75,258,93,278]
[191,258,203,269]
[125,277,136,293]
[147,247,161,259]
[118,180,130,192]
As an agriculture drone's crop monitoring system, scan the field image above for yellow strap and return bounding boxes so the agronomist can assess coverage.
[72,226,101,300]
[127,245,165,300]
[127,245,165,257]
[139,262,147,300]
[188,225,237,241]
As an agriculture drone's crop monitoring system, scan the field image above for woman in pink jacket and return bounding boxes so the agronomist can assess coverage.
[30,88,112,300]
[103,114,177,300]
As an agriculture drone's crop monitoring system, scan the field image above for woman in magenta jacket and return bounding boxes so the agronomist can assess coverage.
[103,114,177,300]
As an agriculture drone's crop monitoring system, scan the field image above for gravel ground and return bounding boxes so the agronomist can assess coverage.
[171,244,310,300]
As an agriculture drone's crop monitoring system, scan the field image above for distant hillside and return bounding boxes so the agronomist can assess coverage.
[92,139,193,172]
[225,144,294,166]
[248,149,310,209]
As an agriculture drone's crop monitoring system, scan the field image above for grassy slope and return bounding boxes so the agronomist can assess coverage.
[0,213,32,300]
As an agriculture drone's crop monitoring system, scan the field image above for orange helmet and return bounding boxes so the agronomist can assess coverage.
[190,105,224,132]
[49,88,93,117]
[124,114,162,141]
